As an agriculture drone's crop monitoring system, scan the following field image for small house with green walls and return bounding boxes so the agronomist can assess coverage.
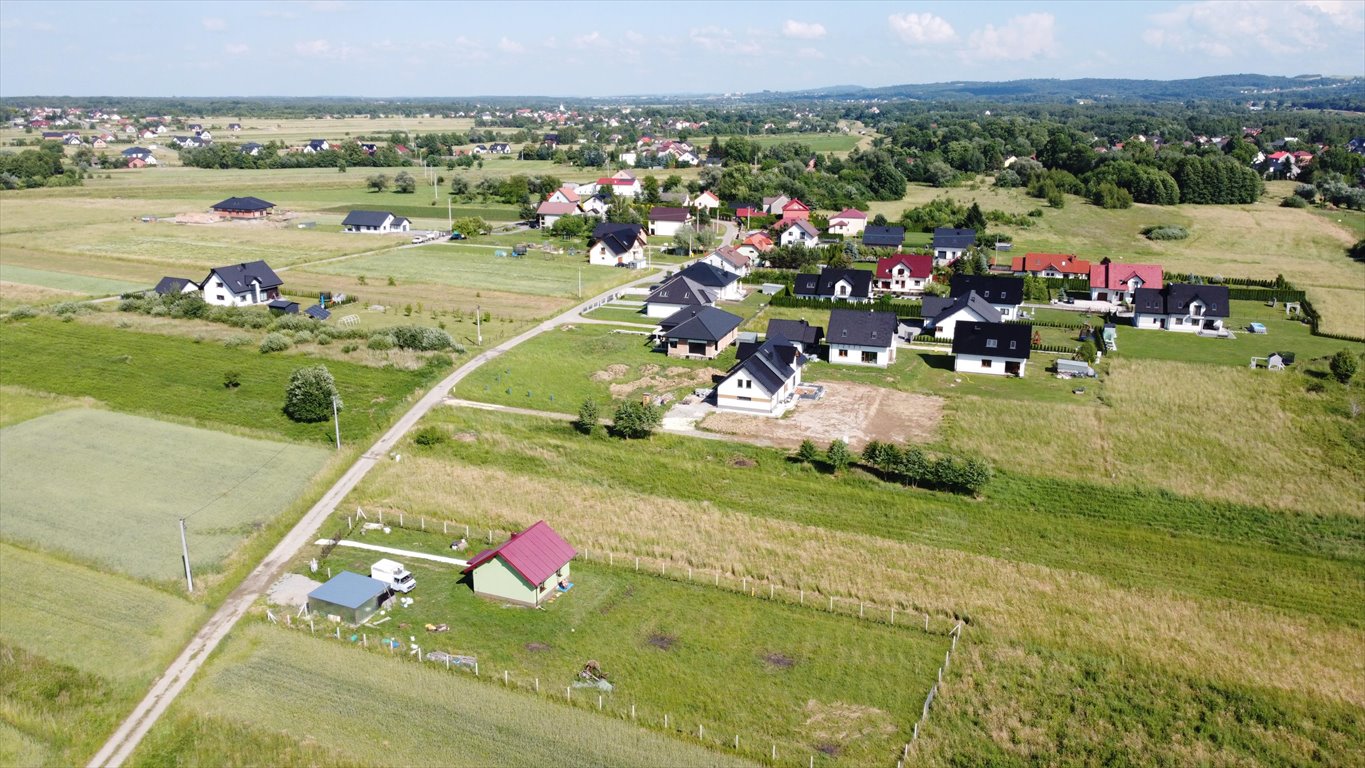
[462,521,576,607]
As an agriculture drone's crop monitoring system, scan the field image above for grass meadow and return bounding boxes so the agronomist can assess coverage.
[309,533,947,765]
[0,409,328,581]
[332,408,1365,765]
[0,264,147,296]
[0,318,450,444]
[142,623,758,768]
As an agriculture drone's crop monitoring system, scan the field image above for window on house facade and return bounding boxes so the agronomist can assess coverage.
[982,359,992,368]
[985,339,998,349]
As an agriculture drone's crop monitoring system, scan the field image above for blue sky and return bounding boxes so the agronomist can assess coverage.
[2,1,1362,97]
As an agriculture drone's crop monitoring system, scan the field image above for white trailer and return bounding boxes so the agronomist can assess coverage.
[370,558,416,593]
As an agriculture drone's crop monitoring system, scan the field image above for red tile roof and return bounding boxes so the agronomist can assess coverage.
[598,177,636,186]
[462,520,576,586]
[1089,261,1164,291]
[537,200,578,216]
[831,208,867,220]
[782,198,810,212]
[876,253,932,279]
[1011,252,1091,276]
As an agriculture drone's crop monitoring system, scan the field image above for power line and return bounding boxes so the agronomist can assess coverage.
[181,443,293,522]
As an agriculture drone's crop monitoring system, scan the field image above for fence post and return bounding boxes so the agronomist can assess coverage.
[399,512,403,527]
[828,596,834,612]
[309,618,315,634]
[800,588,804,605]
[535,678,539,692]
[465,524,469,537]
[504,670,508,685]
[860,602,864,618]
[631,704,635,720]
[567,687,571,702]
[362,633,367,647]
[599,695,603,710]
[699,724,704,739]
[609,552,614,566]
[769,584,774,599]
[925,614,929,631]
[421,516,425,531]
[378,510,383,525]
[734,735,739,750]
[444,520,448,535]
[665,714,669,729]
[688,568,692,581]
[635,557,639,571]
[891,607,896,624]
[771,744,776,760]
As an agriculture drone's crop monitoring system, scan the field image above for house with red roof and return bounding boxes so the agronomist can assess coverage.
[462,520,577,606]
[828,208,868,236]
[737,232,774,262]
[596,176,641,197]
[779,198,811,223]
[1089,258,1163,306]
[536,199,578,228]
[1011,253,1091,279]
[875,253,934,296]
[693,190,721,212]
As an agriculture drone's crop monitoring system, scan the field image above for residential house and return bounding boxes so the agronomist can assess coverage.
[546,185,581,205]
[210,196,275,219]
[715,336,803,416]
[227,122,242,131]
[1089,259,1163,306]
[700,245,752,277]
[488,142,511,154]
[597,175,641,197]
[196,129,213,141]
[766,318,823,354]
[645,275,717,318]
[126,157,148,169]
[676,261,743,301]
[862,225,905,249]
[733,203,764,221]
[693,190,721,212]
[154,276,199,296]
[187,123,203,132]
[267,299,300,315]
[931,228,976,265]
[304,139,330,153]
[1011,252,1091,279]
[578,194,611,217]
[91,137,108,149]
[357,142,379,155]
[761,195,791,215]
[198,260,283,307]
[951,321,1032,376]
[920,292,1002,339]
[827,309,898,367]
[536,200,578,228]
[341,210,411,233]
[657,306,742,359]
[949,275,1024,320]
[736,232,774,262]
[827,208,868,236]
[1131,283,1230,333]
[240,142,264,156]
[462,520,576,607]
[794,268,873,303]
[780,219,820,248]
[122,146,153,161]
[588,222,647,268]
[779,198,811,223]
[874,253,933,296]
[659,190,692,207]
[648,206,692,237]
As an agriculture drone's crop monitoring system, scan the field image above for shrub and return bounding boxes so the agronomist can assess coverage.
[826,439,851,473]
[259,332,291,354]
[6,306,39,320]
[341,343,360,353]
[291,330,314,345]
[1280,195,1308,208]
[315,333,332,345]
[1142,225,1189,241]
[223,371,241,389]
[794,439,819,464]
[366,333,395,350]
[283,365,340,423]
[1330,350,1358,384]
[610,400,660,439]
[390,325,455,351]
[223,334,253,349]
[1076,341,1098,363]
[575,398,599,435]
[272,314,321,332]
[412,426,447,446]
[51,302,88,316]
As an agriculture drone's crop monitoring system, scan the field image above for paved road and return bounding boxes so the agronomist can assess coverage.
[86,268,666,768]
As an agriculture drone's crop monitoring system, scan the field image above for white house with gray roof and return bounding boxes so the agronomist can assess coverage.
[716,336,803,416]
[827,308,898,367]
[199,261,283,307]
[341,210,410,233]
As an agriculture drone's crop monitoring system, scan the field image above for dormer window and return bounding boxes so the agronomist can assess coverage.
[986,339,998,349]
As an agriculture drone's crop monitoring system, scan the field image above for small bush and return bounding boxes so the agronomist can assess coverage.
[389,325,455,351]
[291,330,314,345]
[272,314,321,332]
[412,426,447,446]
[1330,349,1358,384]
[794,439,819,464]
[284,365,340,423]
[223,371,241,389]
[341,343,360,353]
[1142,225,1189,241]
[259,332,291,353]
[315,333,332,346]
[575,398,599,435]
[223,334,253,349]
[610,400,660,439]
[1280,195,1308,208]
[6,306,39,320]
[366,333,395,350]
[51,302,88,316]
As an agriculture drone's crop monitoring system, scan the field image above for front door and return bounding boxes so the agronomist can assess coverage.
[1005,361,1021,376]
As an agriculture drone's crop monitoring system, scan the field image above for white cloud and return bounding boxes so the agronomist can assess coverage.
[689,26,765,56]
[964,13,1057,61]
[625,30,646,46]
[0,18,55,32]
[293,39,358,59]
[1299,0,1365,25]
[782,20,826,40]
[201,17,226,31]
[574,31,603,49]
[1143,1,1330,57]
[797,47,825,60]
[224,42,250,55]
[498,37,524,54]
[259,9,299,19]
[888,13,957,45]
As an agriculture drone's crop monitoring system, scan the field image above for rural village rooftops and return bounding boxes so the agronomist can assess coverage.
[591,222,644,255]
[795,268,873,300]
[862,225,905,247]
[876,253,933,279]
[659,306,743,342]
[949,274,1024,306]
[204,260,283,292]
[922,291,1003,325]
[342,210,404,227]
[462,520,576,586]
[951,321,1033,358]
[727,335,798,392]
[154,276,197,294]
[1089,260,1164,291]
[1012,252,1091,275]
[676,261,739,289]
[649,206,691,222]
[932,227,977,249]
[828,308,897,348]
[210,196,275,212]
[1133,283,1231,317]
[648,275,716,307]
[766,318,823,346]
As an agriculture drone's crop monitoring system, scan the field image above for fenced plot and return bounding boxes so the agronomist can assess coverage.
[0,409,328,581]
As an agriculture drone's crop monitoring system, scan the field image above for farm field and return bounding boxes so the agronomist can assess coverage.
[0,409,328,581]
[0,386,91,428]
[141,623,759,768]
[333,408,1365,765]
[307,535,948,765]
[0,264,146,296]
[0,318,450,444]
[453,324,730,412]
[746,132,861,153]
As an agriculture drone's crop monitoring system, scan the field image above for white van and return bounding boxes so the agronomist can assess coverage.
[370,558,416,593]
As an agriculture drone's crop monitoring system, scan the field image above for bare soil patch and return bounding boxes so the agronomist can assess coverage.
[609,366,723,398]
[700,381,943,450]
[452,431,478,443]
[802,700,896,748]
[524,642,552,653]
[728,456,757,468]
[591,364,630,381]
[646,633,677,651]
[762,652,797,669]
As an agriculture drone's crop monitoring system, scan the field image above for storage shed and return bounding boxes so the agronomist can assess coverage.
[307,571,389,625]
[462,521,576,607]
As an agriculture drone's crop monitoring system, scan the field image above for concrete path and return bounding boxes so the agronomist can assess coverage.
[87,265,667,768]
[314,538,468,567]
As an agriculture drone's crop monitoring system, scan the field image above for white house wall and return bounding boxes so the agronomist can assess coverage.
[954,354,1027,376]
[829,343,894,367]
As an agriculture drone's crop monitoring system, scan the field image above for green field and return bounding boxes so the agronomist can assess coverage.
[746,132,861,153]
[0,318,450,444]
[0,409,328,581]
[1113,299,1365,367]
[454,324,728,412]
[143,623,758,768]
[0,264,147,295]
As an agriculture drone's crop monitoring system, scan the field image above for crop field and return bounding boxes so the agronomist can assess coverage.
[0,318,450,443]
[454,324,729,412]
[0,264,146,296]
[0,386,94,428]
[0,409,328,581]
[333,407,1365,764]
[152,623,758,768]
[747,132,862,153]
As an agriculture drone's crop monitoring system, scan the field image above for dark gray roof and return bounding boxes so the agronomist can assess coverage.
[1132,287,1166,315]
[920,296,953,318]
[308,139,328,150]
[649,206,690,222]
[726,336,798,393]
[210,196,275,212]
[933,228,977,249]
[591,222,643,256]
[794,268,873,300]
[766,319,822,346]
[154,276,196,295]
[204,260,283,292]
[342,210,397,227]
[240,142,263,151]
[309,571,388,609]
[677,262,738,290]
[660,306,742,343]
[304,304,331,320]
[267,299,300,313]
[828,309,898,348]
[950,274,1023,306]
[925,291,1002,326]
[122,146,151,157]
[862,226,905,247]
[736,336,801,368]
[951,321,1032,359]
[1134,283,1230,318]
[647,275,715,307]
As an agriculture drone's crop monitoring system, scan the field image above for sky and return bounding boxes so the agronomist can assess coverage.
[1,0,1363,97]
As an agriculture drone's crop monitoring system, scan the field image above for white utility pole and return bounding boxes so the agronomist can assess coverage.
[179,518,194,593]
[332,395,341,450]
[476,304,482,345]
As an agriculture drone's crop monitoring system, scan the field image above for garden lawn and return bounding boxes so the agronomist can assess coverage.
[454,324,730,412]
[156,623,758,768]
[0,318,449,443]
[0,409,328,581]
[1114,299,1365,366]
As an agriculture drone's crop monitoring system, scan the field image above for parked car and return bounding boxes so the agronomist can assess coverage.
[448,231,465,240]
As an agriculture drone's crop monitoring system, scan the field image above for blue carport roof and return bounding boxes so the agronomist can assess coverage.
[308,571,388,609]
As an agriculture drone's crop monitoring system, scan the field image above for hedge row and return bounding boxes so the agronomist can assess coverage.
[768,291,924,318]
[1032,343,1079,354]
[1225,287,1306,302]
